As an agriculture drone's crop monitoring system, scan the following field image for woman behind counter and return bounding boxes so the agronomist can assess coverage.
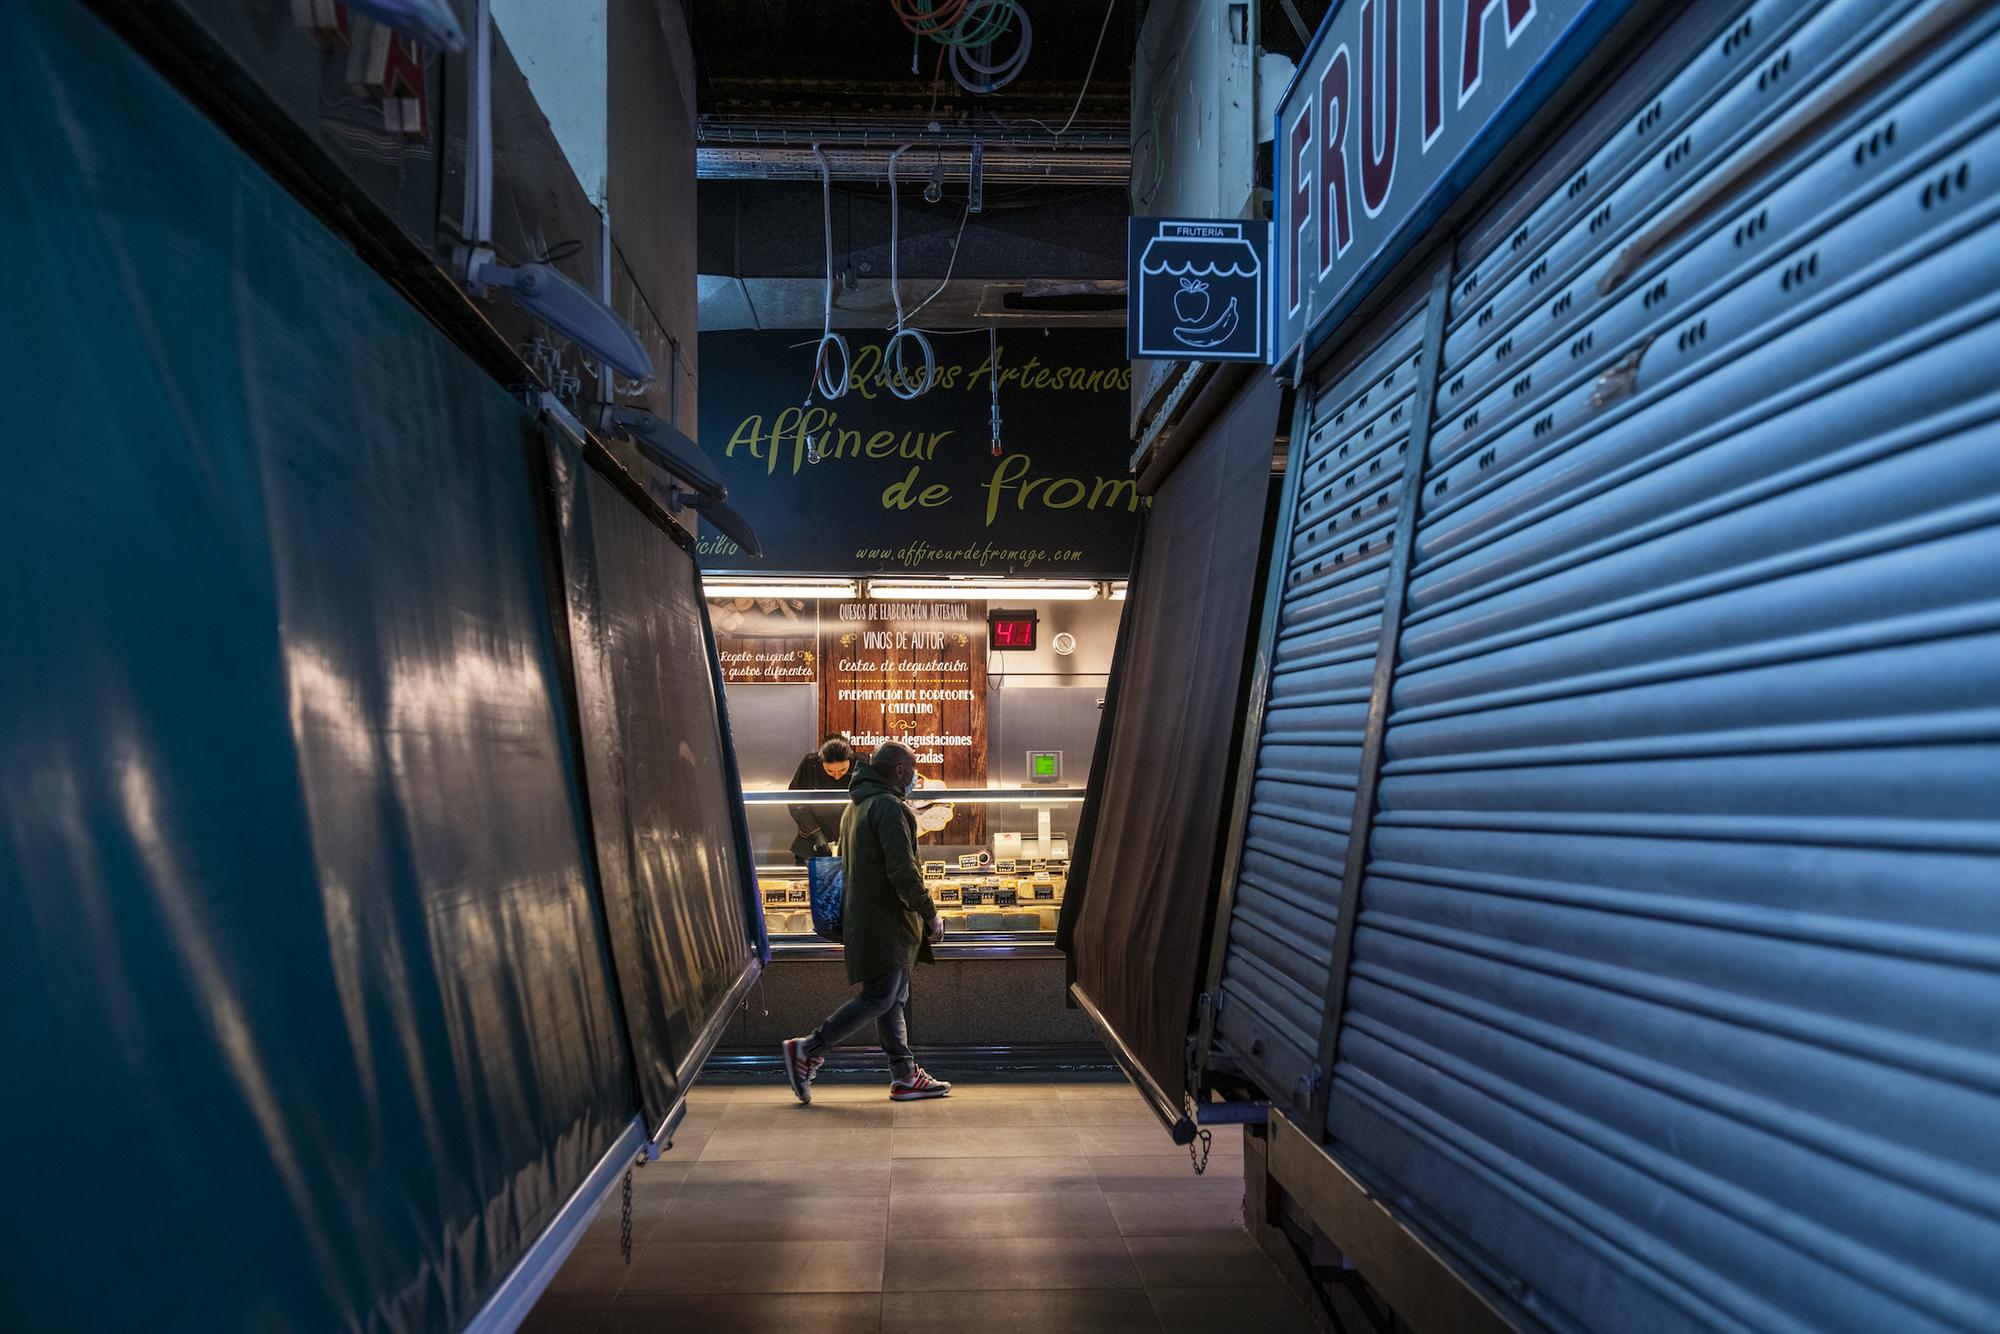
[786,733,858,863]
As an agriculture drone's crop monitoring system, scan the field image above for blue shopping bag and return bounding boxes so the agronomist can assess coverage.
[807,855,844,942]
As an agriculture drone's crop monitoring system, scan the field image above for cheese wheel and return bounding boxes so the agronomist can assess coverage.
[1000,912,1040,932]
[966,911,1006,932]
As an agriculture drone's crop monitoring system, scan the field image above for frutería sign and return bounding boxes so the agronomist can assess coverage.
[1274,0,1632,364]
[1127,218,1271,363]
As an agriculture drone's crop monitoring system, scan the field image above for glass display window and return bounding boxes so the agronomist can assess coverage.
[742,788,1083,953]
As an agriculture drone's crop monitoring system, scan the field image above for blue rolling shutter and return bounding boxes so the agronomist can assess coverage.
[1213,284,1436,1108]
[1325,3,2000,1330]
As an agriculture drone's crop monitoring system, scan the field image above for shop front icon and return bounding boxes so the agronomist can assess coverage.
[1127,218,1270,363]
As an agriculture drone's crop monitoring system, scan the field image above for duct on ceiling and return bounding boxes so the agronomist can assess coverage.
[698,117,1129,184]
[696,176,1128,331]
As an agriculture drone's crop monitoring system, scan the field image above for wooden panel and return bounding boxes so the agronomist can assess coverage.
[820,597,988,846]
[710,596,820,684]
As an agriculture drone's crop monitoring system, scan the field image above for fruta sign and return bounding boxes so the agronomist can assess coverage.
[1275,0,1627,364]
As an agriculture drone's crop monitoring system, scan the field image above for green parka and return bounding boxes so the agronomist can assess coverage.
[837,760,938,985]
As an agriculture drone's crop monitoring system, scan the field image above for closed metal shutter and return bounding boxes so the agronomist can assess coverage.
[1213,283,1435,1107]
[1326,1,2000,1329]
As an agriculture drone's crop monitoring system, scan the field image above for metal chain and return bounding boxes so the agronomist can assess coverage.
[619,1167,634,1263]
[1183,1094,1214,1175]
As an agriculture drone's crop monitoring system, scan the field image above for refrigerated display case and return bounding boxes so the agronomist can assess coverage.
[742,788,1083,954]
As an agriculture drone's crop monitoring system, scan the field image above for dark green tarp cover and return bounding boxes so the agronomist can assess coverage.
[1061,375,1282,1106]
[0,2,760,1327]
[544,428,762,1132]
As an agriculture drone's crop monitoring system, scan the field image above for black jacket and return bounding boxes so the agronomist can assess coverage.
[837,760,937,983]
[786,752,852,859]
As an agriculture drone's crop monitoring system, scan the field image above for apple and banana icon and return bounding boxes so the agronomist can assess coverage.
[1172,295,1241,348]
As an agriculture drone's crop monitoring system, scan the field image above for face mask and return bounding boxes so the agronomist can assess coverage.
[903,771,918,797]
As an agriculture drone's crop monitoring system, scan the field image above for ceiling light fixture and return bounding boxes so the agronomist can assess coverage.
[650,484,762,558]
[704,579,860,601]
[866,579,1103,601]
[608,407,726,495]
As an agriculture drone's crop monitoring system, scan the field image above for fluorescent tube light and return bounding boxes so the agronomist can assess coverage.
[704,579,860,600]
[1108,581,1128,600]
[742,790,1083,805]
[866,579,1103,601]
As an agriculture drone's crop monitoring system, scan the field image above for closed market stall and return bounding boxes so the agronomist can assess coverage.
[1088,0,2000,1327]
[1062,370,1285,1124]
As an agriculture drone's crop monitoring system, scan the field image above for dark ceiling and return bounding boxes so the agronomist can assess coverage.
[688,1,1331,123]
[687,0,1336,329]
[688,0,1136,126]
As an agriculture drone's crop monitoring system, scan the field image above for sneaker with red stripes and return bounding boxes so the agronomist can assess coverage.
[889,1067,951,1101]
[782,1037,824,1104]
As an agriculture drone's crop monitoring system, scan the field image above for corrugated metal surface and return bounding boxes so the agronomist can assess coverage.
[1322,1,2000,1328]
[1212,287,1433,1108]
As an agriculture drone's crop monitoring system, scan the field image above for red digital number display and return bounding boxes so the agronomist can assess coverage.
[989,615,1037,650]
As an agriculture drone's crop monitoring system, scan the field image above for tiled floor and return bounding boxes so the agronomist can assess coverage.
[520,1080,1313,1333]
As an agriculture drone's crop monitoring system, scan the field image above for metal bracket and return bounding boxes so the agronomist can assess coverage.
[1195,1099,1270,1127]
[1274,0,1311,45]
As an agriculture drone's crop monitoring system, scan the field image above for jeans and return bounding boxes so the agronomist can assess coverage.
[805,969,915,1081]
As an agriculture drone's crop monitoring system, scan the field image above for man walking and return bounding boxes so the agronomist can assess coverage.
[783,741,952,1103]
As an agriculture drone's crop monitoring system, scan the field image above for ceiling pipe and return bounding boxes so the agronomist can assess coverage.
[698,119,1128,184]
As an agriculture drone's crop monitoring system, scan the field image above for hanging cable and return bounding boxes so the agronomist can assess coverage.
[810,145,850,402]
[985,0,1118,136]
[903,196,972,327]
[884,146,937,401]
[987,326,1003,457]
[1047,0,1116,135]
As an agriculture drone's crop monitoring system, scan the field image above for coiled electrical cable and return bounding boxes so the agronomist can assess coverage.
[892,0,1017,47]
[947,0,1018,47]
[891,0,970,41]
[948,0,1031,91]
[884,145,936,401]
[810,145,850,401]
